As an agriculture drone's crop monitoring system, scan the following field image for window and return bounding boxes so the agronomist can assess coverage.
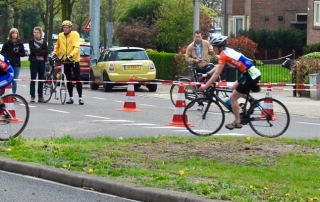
[314,1,320,26]
[228,16,244,36]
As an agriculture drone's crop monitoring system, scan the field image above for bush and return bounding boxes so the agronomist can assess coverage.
[147,51,176,80]
[293,52,320,97]
[227,35,258,58]
[303,43,320,55]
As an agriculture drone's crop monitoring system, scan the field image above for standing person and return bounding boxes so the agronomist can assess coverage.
[185,30,215,110]
[0,28,25,95]
[198,36,261,130]
[52,20,84,105]
[29,26,48,103]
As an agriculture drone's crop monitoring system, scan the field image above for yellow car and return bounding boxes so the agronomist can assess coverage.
[90,47,157,92]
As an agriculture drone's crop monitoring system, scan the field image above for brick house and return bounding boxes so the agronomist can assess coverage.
[221,0,320,45]
[307,0,320,44]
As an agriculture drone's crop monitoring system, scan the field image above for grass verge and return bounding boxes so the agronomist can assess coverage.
[21,60,30,68]
[1,135,319,202]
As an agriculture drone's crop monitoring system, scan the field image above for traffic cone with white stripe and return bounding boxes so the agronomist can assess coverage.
[2,84,20,122]
[167,82,193,127]
[118,75,141,112]
[260,82,277,120]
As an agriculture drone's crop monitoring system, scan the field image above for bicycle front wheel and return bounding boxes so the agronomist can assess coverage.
[183,98,225,136]
[0,94,30,141]
[248,98,290,138]
[42,73,54,103]
[59,75,67,104]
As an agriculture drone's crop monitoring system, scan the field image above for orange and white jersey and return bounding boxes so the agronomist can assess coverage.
[218,47,253,73]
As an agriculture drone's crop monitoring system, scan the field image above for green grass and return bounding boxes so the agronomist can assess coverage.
[257,65,292,83]
[1,135,320,202]
[21,60,30,68]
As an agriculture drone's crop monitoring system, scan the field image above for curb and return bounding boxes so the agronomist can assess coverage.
[0,157,224,202]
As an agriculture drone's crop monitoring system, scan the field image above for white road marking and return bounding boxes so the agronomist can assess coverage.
[144,126,186,129]
[114,100,124,103]
[92,120,134,122]
[48,109,70,113]
[297,121,320,126]
[92,97,106,100]
[173,130,248,136]
[139,104,155,107]
[119,123,157,126]
[85,115,110,119]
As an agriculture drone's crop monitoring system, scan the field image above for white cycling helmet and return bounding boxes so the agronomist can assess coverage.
[210,36,228,47]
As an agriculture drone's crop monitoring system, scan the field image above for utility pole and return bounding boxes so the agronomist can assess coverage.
[107,0,113,48]
[193,0,200,33]
[89,0,100,60]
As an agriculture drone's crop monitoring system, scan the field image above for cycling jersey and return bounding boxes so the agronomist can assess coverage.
[0,54,14,89]
[218,47,253,73]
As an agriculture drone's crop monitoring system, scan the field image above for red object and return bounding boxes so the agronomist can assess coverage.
[260,82,276,120]
[118,75,141,112]
[2,84,21,122]
[167,82,193,127]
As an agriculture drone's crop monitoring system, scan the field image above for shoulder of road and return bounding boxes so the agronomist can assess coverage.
[0,157,223,202]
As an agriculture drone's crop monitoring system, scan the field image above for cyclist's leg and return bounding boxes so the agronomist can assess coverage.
[64,63,73,97]
[72,62,82,97]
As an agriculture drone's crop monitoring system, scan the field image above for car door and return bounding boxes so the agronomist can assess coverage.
[92,50,109,82]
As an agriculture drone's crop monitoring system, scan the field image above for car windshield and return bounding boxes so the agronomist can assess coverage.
[80,46,90,56]
[114,49,148,61]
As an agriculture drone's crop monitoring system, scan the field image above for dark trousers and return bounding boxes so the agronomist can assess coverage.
[30,61,45,98]
[64,62,82,98]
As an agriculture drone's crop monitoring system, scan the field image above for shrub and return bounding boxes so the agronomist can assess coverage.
[147,51,176,80]
[228,35,258,58]
[303,43,320,55]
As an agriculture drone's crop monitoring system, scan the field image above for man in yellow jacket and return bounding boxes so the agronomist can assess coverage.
[53,20,84,105]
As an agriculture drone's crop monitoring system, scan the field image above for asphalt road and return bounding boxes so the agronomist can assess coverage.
[14,68,320,139]
[0,170,139,202]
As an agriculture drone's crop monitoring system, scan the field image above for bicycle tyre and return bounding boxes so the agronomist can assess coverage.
[59,75,67,104]
[0,94,30,141]
[42,73,54,103]
[170,81,198,107]
[248,98,290,138]
[183,97,225,136]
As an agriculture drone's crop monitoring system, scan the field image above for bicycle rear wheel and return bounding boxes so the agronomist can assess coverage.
[43,73,54,103]
[0,94,30,141]
[248,98,290,138]
[170,82,198,107]
[59,75,67,104]
[183,98,225,136]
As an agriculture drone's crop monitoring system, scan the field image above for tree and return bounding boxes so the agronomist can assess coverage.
[154,0,194,52]
[72,0,90,35]
[61,0,76,20]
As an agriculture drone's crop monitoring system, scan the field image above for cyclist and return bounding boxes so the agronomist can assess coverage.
[52,20,84,105]
[185,30,216,110]
[198,36,261,130]
[0,54,14,111]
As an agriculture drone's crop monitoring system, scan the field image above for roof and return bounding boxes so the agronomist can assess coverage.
[106,47,145,51]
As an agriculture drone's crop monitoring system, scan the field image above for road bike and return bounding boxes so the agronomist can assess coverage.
[42,56,68,104]
[0,94,30,141]
[170,64,229,110]
[183,84,290,138]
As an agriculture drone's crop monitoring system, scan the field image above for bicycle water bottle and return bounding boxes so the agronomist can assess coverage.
[223,97,231,107]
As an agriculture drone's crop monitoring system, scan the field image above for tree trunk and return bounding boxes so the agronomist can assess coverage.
[2,2,9,42]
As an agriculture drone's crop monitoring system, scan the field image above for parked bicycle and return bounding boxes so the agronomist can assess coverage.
[42,55,68,104]
[183,83,290,138]
[170,64,229,110]
[0,94,30,141]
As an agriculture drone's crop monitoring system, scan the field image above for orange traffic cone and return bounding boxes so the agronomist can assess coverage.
[118,75,141,112]
[167,82,193,127]
[2,84,20,122]
[260,82,277,120]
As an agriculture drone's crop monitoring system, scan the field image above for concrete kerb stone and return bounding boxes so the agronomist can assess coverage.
[0,157,224,202]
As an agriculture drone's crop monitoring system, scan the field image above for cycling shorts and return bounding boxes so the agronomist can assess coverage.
[236,72,261,94]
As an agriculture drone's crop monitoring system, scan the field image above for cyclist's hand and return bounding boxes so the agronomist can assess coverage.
[198,85,207,92]
[66,55,73,61]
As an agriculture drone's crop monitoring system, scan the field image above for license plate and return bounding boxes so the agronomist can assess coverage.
[125,65,141,70]
[80,62,88,66]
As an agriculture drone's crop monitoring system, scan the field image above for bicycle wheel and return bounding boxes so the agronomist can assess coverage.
[183,98,225,136]
[42,73,54,103]
[0,94,30,141]
[248,98,290,138]
[59,75,67,104]
[170,81,198,107]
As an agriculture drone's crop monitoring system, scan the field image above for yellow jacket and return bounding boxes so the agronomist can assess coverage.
[53,31,80,62]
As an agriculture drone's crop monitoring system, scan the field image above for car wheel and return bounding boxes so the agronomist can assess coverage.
[103,73,113,92]
[146,84,157,92]
[90,71,99,90]
[134,84,141,90]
